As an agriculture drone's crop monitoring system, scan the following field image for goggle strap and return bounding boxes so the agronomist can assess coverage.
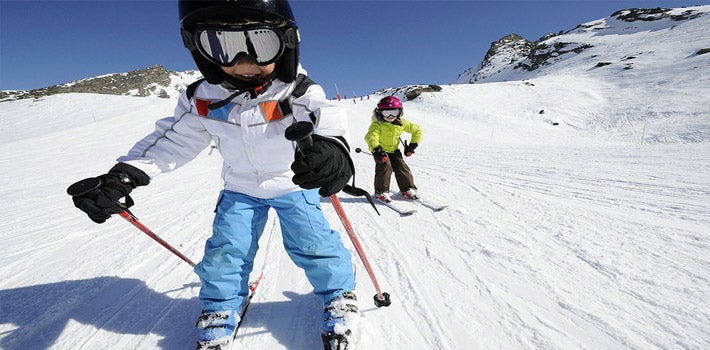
[284,28,298,49]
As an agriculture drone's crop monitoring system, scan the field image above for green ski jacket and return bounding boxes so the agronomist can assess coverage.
[364,117,422,153]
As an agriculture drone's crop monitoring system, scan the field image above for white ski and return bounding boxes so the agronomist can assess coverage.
[393,192,448,212]
[411,198,448,212]
[374,198,417,216]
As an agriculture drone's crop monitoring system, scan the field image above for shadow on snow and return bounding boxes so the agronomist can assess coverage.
[0,277,325,350]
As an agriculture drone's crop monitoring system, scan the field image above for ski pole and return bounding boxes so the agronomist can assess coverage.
[286,122,392,307]
[399,137,413,157]
[117,210,196,267]
[329,193,390,306]
[67,177,196,267]
[355,147,388,163]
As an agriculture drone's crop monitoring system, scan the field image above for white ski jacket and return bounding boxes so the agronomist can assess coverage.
[117,68,350,199]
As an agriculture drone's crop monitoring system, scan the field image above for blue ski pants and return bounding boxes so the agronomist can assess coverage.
[194,189,355,311]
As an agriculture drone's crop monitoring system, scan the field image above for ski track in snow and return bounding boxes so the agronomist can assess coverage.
[2,107,707,349]
[1,95,708,350]
[412,145,710,349]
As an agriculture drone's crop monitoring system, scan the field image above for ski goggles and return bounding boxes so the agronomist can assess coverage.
[380,109,401,118]
[193,26,286,66]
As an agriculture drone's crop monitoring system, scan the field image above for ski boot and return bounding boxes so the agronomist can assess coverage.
[322,292,359,350]
[195,310,240,350]
[401,188,420,200]
[374,191,392,202]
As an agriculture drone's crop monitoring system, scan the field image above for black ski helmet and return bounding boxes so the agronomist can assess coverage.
[179,0,299,84]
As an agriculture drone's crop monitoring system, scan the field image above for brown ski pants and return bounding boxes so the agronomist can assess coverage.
[374,150,417,194]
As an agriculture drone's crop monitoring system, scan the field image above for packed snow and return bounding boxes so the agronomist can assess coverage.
[1,5,709,350]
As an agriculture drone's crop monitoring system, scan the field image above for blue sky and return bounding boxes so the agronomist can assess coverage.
[1,0,706,98]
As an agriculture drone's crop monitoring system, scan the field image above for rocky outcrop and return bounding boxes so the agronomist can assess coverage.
[376,84,443,101]
[455,31,592,83]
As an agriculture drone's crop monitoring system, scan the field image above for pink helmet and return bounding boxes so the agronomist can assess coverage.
[377,96,402,109]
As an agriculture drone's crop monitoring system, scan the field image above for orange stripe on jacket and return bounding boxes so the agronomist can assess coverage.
[259,101,283,122]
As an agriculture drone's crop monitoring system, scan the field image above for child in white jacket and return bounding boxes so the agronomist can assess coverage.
[69,1,358,349]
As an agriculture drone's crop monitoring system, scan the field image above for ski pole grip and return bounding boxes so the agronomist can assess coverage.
[354,147,374,156]
[67,177,102,196]
[285,121,314,151]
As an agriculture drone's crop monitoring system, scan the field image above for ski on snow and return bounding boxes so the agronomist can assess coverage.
[409,198,448,211]
[196,272,264,350]
[375,196,448,215]
[374,197,417,216]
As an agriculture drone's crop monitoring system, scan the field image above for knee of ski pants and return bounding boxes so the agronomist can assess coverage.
[278,190,343,254]
[195,191,268,310]
[278,190,355,300]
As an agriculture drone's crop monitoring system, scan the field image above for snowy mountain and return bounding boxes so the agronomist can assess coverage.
[0,65,201,102]
[454,6,709,83]
[444,5,710,145]
[1,5,709,350]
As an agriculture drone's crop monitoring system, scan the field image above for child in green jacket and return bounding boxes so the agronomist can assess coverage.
[364,96,423,201]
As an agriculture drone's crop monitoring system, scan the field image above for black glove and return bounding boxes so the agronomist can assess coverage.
[71,163,150,223]
[373,146,388,163]
[291,135,353,197]
[404,142,418,157]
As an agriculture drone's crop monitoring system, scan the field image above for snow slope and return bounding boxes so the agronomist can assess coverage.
[1,5,709,350]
